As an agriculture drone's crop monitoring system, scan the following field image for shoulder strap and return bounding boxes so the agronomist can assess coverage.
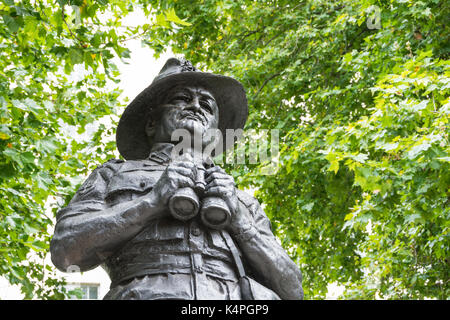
[221,231,254,300]
[221,231,245,277]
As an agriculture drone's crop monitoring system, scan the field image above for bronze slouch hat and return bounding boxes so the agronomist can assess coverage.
[116,58,248,160]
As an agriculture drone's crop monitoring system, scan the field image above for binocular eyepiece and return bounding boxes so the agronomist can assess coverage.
[167,166,231,230]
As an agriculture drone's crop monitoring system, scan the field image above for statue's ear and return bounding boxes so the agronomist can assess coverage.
[145,114,156,143]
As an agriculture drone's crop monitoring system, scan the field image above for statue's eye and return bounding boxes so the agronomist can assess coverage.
[200,101,213,113]
[173,94,191,102]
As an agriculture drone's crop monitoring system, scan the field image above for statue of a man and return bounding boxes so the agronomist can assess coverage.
[50,58,303,300]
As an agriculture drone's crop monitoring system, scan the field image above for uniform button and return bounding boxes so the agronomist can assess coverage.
[140,181,146,188]
[191,226,201,236]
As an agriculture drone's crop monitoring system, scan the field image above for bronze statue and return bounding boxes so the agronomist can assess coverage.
[50,58,303,300]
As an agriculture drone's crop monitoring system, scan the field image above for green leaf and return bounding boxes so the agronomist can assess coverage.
[28,240,48,251]
[0,125,12,140]
[164,8,192,26]
[2,15,22,32]
[3,148,23,166]
[69,48,84,65]
[381,142,398,152]
[329,160,339,174]
[350,153,368,163]
[301,202,314,212]
[404,213,425,224]
[156,13,169,28]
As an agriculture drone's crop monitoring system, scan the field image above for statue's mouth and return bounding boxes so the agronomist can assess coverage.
[180,111,204,124]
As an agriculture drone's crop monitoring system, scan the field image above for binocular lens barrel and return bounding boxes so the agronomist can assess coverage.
[200,197,231,230]
[168,187,200,221]
[167,164,231,229]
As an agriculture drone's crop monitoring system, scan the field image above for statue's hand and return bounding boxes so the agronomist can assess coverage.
[204,166,253,233]
[152,157,197,211]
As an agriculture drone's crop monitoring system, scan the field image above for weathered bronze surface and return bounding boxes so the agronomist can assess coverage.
[50,58,303,300]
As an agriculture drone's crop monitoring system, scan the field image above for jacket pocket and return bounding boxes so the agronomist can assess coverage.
[105,170,162,206]
[135,218,185,241]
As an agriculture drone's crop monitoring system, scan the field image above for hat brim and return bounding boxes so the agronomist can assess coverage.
[116,71,248,160]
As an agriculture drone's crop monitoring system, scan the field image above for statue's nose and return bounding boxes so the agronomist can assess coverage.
[185,97,201,112]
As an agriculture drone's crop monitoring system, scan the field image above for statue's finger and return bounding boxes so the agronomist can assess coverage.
[206,178,235,188]
[205,165,225,175]
[205,172,232,183]
[168,166,196,181]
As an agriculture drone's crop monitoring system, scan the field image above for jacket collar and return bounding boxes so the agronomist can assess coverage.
[147,143,174,164]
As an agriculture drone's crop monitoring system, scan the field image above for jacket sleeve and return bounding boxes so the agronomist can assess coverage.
[235,189,304,300]
[236,190,273,236]
[50,159,124,272]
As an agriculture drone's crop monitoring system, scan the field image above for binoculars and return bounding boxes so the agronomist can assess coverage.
[167,165,231,230]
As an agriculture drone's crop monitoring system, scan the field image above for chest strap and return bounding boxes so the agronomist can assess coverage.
[221,231,254,300]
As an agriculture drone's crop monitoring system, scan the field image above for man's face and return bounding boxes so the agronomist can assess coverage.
[151,86,219,146]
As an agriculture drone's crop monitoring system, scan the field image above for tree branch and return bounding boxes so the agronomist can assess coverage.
[61,6,86,45]
[253,72,281,100]
[119,25,152,43]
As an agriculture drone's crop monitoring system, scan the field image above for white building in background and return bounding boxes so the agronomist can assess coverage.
[61,267,111,299]
[0,262,111,300]
[0,232,113,299]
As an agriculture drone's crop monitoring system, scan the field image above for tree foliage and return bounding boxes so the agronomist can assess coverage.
[0,0,448,299]
[148,0,449,299]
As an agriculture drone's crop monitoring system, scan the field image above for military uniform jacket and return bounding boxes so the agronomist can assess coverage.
[55,155,281,300]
